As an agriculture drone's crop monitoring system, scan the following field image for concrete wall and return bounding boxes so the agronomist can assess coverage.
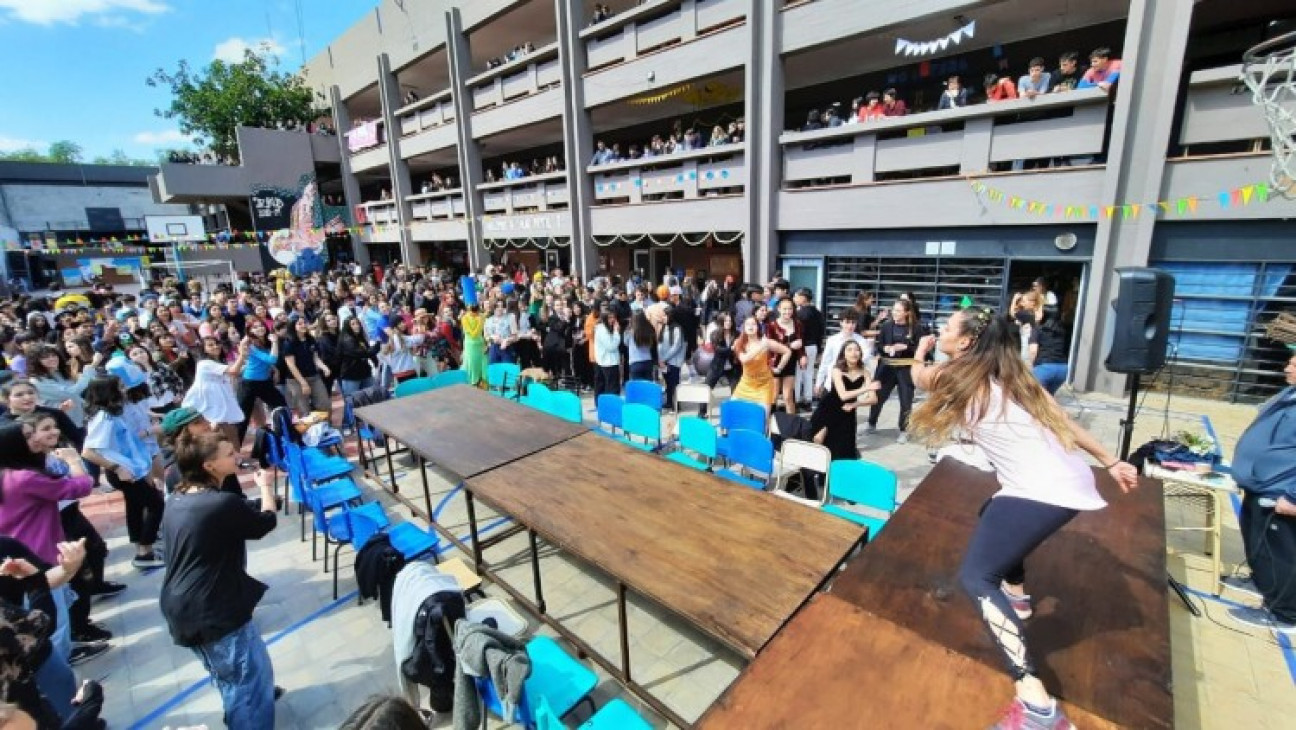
[0,183,188,232]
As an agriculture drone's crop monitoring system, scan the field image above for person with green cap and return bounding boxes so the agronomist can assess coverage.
[160,408,244,497]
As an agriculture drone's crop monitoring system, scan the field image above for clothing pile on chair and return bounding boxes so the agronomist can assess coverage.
[392,562,464,714]
[356,533,407,622]
[452,620,532,730]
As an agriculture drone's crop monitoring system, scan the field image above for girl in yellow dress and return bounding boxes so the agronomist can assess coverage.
[459,305,488,387]
[731,316,791,411]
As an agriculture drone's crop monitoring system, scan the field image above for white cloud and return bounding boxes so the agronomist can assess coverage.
[213,36,286,64]
[0,135,46,152]
[132,129,188,145]
[0,0,169,25]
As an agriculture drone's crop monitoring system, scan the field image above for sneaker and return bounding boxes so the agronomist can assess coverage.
[1228,605,1296,635]
[928,450,939,464]
[73,622,113,643]
[91,581,127,599]
[1221,575,1262,599]
[69,642,110,666]
[131,552,165,570]
[274,686,286,701]
[1001,584,1033,620]
[897,433,910,444]
[992,698,1074,730]
[865,424,878,434]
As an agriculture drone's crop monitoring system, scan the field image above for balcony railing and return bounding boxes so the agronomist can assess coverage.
[478,172,569,214]
[396,89,456,137]
[1177,64,1285,152]
[581,0,745,71]
[466,43,562,113]
[359,199,398,225]
[780,88,1110,186]
[409,189,467,221]
[588,143,745,204]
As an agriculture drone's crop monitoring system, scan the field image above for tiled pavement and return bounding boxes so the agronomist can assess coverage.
[75,385,1296,728]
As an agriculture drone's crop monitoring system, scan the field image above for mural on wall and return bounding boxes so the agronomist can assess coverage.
[250,176,346,275]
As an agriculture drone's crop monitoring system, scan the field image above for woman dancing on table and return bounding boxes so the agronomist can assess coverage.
[908,307,1138,730]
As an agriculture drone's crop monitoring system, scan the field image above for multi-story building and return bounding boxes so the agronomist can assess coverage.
[288,0,1296,403]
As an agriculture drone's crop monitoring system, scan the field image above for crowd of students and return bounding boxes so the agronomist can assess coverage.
[590,117,744,166]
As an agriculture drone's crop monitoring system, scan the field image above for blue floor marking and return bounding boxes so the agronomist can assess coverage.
[130,517,509,727]
[1183,586,1296,686]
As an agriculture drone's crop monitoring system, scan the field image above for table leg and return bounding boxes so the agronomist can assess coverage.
[418,455,433,520]
[465,489,483,572]
[617,581,631,682]
[383,433,399,493]
[1211,490,1224,596]
[355,421,369,471]
[529,529,546,614]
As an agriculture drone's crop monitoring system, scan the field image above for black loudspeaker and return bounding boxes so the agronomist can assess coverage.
[1105,267,1175,374]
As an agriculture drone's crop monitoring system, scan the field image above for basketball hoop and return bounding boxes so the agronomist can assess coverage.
[1241,30,1296,198]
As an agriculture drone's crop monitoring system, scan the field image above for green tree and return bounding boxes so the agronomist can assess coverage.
[0,140,85,164]
[147,47,323,164]
[92,149,155,166]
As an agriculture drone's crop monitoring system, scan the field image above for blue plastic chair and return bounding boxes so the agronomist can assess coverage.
[393,376,437,398]
[548,391,584,424]
[521,382,555,411]
[822,459,899,540]
[474,634,598,728]
[716,399,768,458]
[667,416,717,471]
[429,369,470,389]
[307,493,387,599]
[619,403,662,451]
[535,696,652,730]
[281,433,363,548]
[487,363,522,399]
[625,379,664,412]
[596,394,624,436]
[715,429,774,490]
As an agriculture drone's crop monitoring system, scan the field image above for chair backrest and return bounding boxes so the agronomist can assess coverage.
[727,428,774,478]
[343,504,389,550]
[827,459,898,513]
[596,394,624,431]
[549,391,584,424]
[719,399,767,436]
[393,376,436,398]
[524,382,554,406]
[676,416,718,460]
[430,370,469,389]
[625,379,664,411]
[779,439,832,474]
[674,383,713,414]
[621,403,661,446]
[487,363,521,390]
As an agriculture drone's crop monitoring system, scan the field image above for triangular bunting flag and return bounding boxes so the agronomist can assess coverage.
[1242,185,1255,205]
[1218,192,1230,208]
[1186,198,1198,213]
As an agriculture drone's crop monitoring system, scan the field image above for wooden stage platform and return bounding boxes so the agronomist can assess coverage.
[700,458,1173,729]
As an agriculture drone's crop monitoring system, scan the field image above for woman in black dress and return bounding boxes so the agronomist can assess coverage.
[811,340,876,461]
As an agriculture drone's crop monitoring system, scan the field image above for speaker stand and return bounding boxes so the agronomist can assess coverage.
[1118,373,1140,461]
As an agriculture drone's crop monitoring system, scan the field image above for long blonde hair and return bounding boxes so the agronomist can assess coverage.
[909,307,1074,449]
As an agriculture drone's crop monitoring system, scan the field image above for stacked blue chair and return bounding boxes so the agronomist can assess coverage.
[306,490,440,599]
[548,390,584,424]
[667,416,718,471]
[618,403,663,452]
[715,429,775,490]
[273,408,362,548]
[474,634,599,728]
[521,382,555,411]
[716,399,767,459]
[487,363,522,399]
[595,394,624,437]
[625,379,664,411]
[823,459,898,540]
[429,369,470,389]
[393,376,438,398]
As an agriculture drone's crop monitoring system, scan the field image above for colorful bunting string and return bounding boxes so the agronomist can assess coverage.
[967,179,1273,220]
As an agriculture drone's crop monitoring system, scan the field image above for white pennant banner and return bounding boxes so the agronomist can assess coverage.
[895,19,976,58]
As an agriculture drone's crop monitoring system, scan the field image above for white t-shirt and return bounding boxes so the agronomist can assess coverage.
[968,383,1106,512]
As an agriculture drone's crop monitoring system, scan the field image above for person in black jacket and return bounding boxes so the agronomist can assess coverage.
[793,288,825,407]
[337,317,379,429]
[868,298,925,442]
[159,430,279,728]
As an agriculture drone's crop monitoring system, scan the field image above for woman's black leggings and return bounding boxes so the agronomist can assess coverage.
[237,378,288,446]
[958,496,1077,681]
[594,365,621,398]
[868,363,914,431]
[61,503,107,633]
[105,472,165,547]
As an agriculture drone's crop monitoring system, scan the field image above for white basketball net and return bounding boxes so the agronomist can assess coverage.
[1242,35,1296,198]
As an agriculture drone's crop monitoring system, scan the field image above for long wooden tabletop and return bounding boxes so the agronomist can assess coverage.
[700,458,1172,728]
[464,431,865,659]
[352,385,588,479]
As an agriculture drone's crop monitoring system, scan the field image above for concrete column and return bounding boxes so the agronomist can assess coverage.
[329,85,369,267]
[1073,0,1195,395]
[745,0,782,283]
[557,0,597,280]
[377,53,418,265]
[445,8,489,272]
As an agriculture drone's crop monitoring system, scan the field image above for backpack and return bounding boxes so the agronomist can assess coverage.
[401,590,467,712]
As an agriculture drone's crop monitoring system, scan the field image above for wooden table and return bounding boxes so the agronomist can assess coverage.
[466,431,865,725]
[353,385,587,516]
[700,458,1172,729]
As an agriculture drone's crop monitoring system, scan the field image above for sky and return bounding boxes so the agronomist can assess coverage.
[0,0,378,161]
